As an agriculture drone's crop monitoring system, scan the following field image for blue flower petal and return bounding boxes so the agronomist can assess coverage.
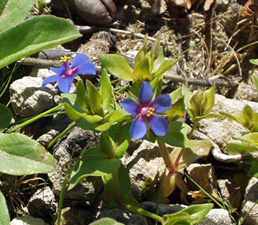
[43,75,60,87]
[58,76,75,93]
[50,64,66,75]
[152,94,172,113]
[72,54,90,67]
[149,114,169,136]
[120,98,140,116]
[139,81,153,106]
[131,116,148,139]
[72,54,96,75]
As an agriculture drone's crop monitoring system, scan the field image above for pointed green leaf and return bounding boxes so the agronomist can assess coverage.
[154,57,183,77]
[76,80,87,111]
[157,121,210,148]
[189,86,215,119]
[0,103,12,131]
[99,54,134,81]
[250,59,258,66]
[251,74,258,91]
[220,105,258,132]
[236,132,258,148]
[102,164,131,203]
[171,142,212,170]
[86,80,104,116]
[99,68,113,111]
[134,35,148,67]
[90,218,124,225]
[68,147,121,190]
[163,203,213,225]
[96,110,126,132]
[0,0,35,33]
[0,133,56,175]
[227,141,257,155]
[108,122,131,158]
[0,15,81,69]
[166,97,185,121]
[63,103,102,130]
[0,191,10,225]
[133,57,152,81]
[249,161,258,177]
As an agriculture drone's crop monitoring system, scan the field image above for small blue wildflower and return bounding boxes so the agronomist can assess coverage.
[43,54,96,93]
[120,81,172,139]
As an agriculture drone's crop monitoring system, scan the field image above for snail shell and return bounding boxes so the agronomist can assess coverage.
[71,0,117,25]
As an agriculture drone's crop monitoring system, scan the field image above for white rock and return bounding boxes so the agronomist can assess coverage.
[10,76,56,117]
[240,177,258,225]
[199,208,233,225]
[11,215,48,225]
[123,140,166,189]
[199,94,258,148]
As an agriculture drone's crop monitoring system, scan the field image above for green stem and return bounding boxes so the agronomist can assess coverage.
[47,121,76,149]
[125,204,165,223]
[188,120,198,139]
[112,170,122,200]
[57,174,69,225]
[157,140,177,174]
[6,104,64,133]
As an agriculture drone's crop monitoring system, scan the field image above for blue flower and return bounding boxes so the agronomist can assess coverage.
[120,81,172,139]
[43,54,96,93]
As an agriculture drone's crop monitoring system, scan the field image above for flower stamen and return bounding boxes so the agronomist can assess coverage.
[59,56,69,62]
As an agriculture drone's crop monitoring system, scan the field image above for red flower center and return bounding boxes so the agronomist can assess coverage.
[140,106,155,118]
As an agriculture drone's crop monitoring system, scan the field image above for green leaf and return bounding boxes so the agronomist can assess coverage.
[134,35,148,67]
[99,54,134,81]
[90,218,124,225]
[62,93,76,105]
[0,133,56,175]
[76,80,87,112]
[163,203,213,225]
[0,15,81,69]
[0,103,12,131]
[96,110,126,132]
[171,86,193,110]
[154,57,183,77]
[227,142,257,155]
[166,97,185,121]
[133,57,152,81]
[85,80,104,116]
[0,0,35,33]
[108,122,131,158]
[68,147,121,190]
[0,0,8,15]
[236,132,258,148]
[188,86,215,119]
[102,164,132,203]
[157,121,210,148]
[249,161,258,177]
[250,59,258,66]
[221,105,258,132]
[0,191,10,225]
[251,75,258,91]
[99,68,113,111]
[171,143,212,170]
[64,102,102,130]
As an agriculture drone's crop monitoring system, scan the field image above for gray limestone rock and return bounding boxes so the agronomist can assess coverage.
[123,140,166,190]
[10,76,56,117]
[96,208,147,225]
[27,186,57,223]
[48,127,103,206]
